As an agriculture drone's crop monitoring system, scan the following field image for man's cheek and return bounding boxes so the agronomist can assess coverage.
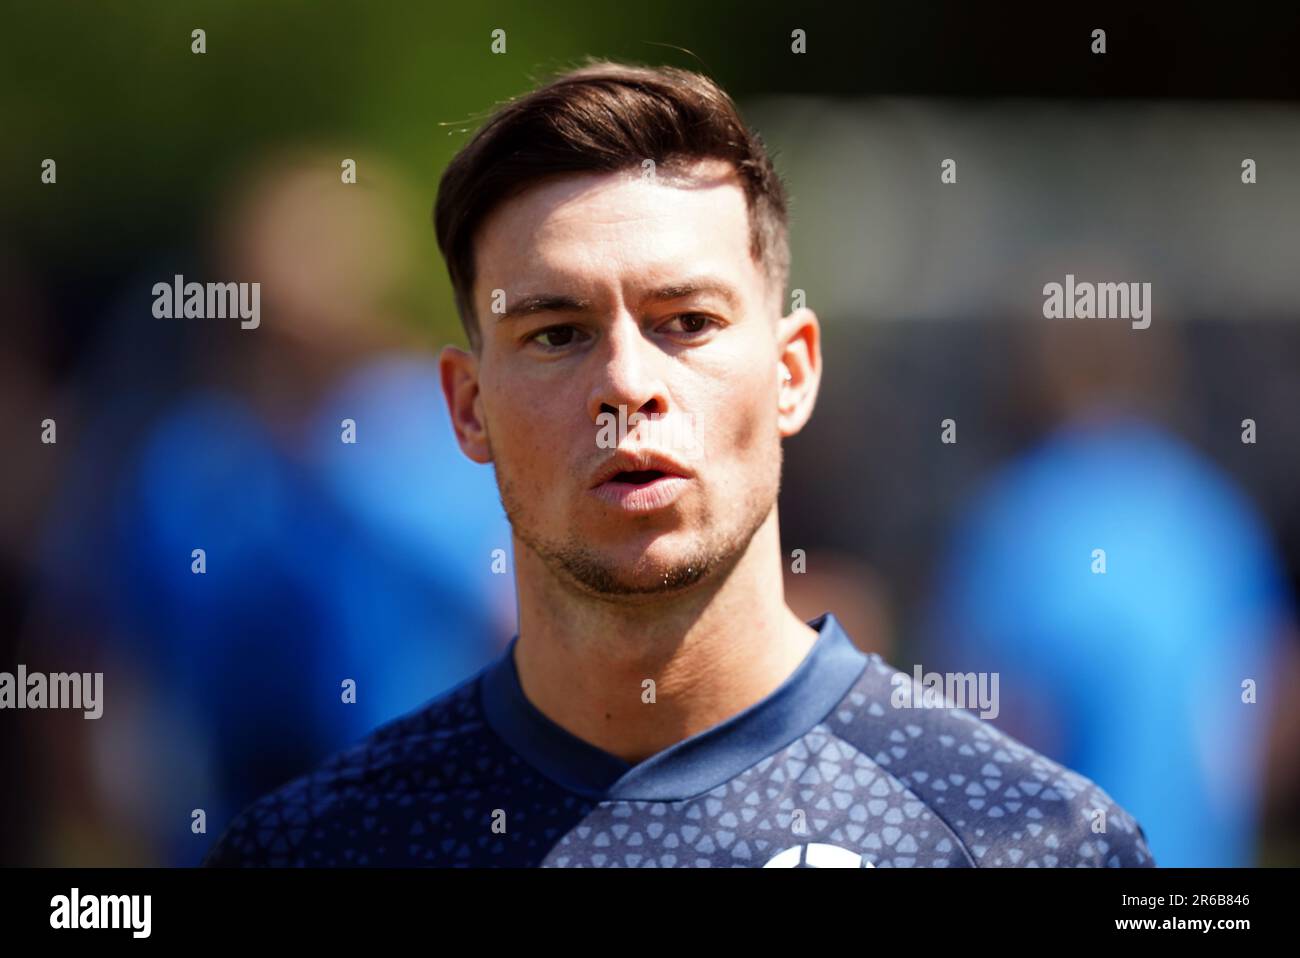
[509,421,572,488]
[686,369,760,442]
[723,377,775,452]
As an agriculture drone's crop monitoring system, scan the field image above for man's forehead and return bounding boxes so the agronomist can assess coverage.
[473,161,755,296]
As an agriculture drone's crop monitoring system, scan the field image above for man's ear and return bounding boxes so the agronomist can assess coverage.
[776,306,822,438]
[439,344,493,464]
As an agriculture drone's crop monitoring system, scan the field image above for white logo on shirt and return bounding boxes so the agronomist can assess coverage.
[763,843,875,868]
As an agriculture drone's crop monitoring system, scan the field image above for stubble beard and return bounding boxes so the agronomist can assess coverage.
[496,464,779,600]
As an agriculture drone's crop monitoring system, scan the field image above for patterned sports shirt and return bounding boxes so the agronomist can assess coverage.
[204,613,1156,867]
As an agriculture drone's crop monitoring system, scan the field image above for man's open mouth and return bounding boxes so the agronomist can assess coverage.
[588,453,694,512]
[589,451,693,487]
[608,470,667,485]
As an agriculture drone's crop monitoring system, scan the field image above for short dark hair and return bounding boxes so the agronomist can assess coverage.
[433,59,791,348]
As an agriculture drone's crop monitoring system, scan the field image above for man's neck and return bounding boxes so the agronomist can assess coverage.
[510,510,819,765]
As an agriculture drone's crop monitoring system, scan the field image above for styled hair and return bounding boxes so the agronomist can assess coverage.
[433,59,790,348]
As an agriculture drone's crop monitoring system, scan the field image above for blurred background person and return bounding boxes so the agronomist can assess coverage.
[24,149,515,865]
[920,313,1297,867]
[0,247,68,865]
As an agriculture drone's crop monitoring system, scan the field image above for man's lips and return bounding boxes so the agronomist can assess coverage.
[587,450,694,489]
[588,450,694,513]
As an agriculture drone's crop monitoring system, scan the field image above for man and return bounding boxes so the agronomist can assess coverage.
[205,60,1154,867]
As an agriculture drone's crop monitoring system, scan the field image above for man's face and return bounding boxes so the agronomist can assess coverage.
[443,158,816,597]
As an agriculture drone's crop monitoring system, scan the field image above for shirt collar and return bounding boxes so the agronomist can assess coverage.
[479,612,869,801]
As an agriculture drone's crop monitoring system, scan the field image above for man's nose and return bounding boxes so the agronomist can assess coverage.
[586,315,668,426]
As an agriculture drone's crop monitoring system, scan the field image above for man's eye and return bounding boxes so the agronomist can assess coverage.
[530,325,580,349]
[665,313,716,335]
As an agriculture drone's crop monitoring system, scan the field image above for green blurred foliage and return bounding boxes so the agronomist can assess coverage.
[1,0,780,343]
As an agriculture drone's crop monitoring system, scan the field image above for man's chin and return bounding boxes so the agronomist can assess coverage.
[509,497,776,601]
[550,546,723,599]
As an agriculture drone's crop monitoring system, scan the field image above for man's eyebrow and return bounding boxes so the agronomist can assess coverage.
[645,277,741,310]
[497,294,594,322]
[495,276,741,322]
